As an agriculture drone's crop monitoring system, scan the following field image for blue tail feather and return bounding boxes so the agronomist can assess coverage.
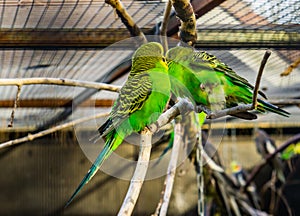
[258,99,290,117]
[65,164,98,208]
[65,140,113,207]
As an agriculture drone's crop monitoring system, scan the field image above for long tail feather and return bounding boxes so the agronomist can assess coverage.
[257,99,290,117]
[65,136,115,207]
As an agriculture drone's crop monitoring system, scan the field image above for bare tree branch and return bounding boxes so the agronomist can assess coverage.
[0,112,109,149]
[243,133,300,191]
[280,57,300,77]
[196,127,204,216]
[252,50,271,108]
[171,0,197,45]
[118,129,152,216]
[0,78,121,92]
[160,0,172,51]
[159,119,183,216]
[148,98,194,133]
[105,0,147,43]
[200,104,253,119]
[8,85,22,128]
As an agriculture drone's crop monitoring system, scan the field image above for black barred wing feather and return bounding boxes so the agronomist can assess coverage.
[192,51,250,84]
[99,74,152,137]
[112,73,152,118]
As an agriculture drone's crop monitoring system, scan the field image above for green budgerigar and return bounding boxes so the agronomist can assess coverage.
[65,42,170,206]
[166,46,290,119]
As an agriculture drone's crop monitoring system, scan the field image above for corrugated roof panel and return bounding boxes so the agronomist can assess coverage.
[0,1,166,29]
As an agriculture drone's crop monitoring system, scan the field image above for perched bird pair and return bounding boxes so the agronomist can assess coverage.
[166,46,290,119]
[66,43,289,206]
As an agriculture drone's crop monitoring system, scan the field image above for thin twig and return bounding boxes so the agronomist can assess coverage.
[160,0,172,52]
[118,129,152,216]
[252,50,271,108]
[243,133,300,190]
[280,57,300,77]
[0,112,109,149]
[105,0,147,44]
[159,119,183,216]
[0,78,121,92]
[8,85,22,127]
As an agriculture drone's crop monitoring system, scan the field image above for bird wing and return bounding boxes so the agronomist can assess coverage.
[192,51,267,99]
[100,73,152,137]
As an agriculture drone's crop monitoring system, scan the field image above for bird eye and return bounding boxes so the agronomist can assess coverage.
[162,57,167,62]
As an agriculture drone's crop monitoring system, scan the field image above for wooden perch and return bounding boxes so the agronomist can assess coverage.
[196,129,204,216]
[0,78,121,92]
[159,119,183,216]
[160,0,172,52]
[252,50,271,108]
[118,129,152,216]
[280,57,300,77]
[148,98,194,133]
[0,78,119,129]
[171,0,197,45]
[105,0,147,43]
[0,112,109,149]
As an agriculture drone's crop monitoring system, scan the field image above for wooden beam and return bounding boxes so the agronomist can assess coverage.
[0,25,298,49]
[0,28,132,48]
[0,99,114,108]
[195,26,300,49]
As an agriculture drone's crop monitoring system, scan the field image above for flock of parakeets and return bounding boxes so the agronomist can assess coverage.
[65,42,290,207]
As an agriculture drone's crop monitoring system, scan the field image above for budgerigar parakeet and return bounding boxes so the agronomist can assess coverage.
[66,42,170,206]
[166,46,290,119]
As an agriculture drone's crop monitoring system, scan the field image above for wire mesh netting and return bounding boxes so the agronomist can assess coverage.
[0,0,299,129]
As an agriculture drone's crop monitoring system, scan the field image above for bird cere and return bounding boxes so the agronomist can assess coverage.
[66,42,290,207]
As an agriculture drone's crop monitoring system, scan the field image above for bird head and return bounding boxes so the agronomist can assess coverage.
[230,160,242,173]
[131,42,167,73]
[166,46,194,63]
